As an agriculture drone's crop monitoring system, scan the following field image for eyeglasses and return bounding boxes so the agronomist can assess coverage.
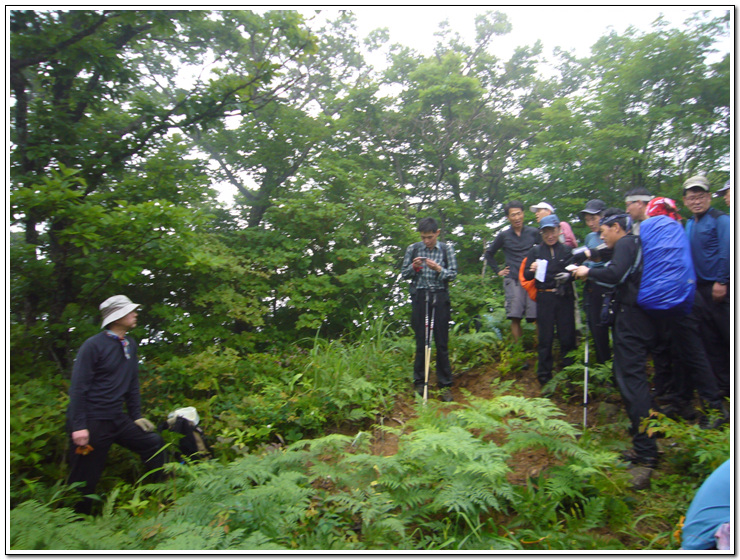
[684,193,708,203]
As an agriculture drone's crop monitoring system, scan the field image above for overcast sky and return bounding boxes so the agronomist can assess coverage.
[321,6,730,67]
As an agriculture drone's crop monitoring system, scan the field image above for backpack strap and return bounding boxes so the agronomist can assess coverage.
[410,241,450,291]
[412,241,448,268]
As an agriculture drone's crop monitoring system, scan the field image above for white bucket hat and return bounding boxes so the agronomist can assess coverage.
[100,295,140,328]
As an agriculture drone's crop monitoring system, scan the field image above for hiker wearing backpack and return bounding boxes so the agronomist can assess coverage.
[530,201,578,248]
[484,201,539,343]
[624,187,653,235]
[572,209,659,486]
[401,217,458,402]
[66,295,166,514]
[682,175,730,399]
[640,198,727,426]
[522,214,577,387]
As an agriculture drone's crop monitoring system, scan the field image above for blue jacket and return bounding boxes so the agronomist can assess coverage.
[681,459,730,550]
[685,208,730,285]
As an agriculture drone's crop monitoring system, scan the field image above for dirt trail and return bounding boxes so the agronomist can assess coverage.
[367,357,612,484]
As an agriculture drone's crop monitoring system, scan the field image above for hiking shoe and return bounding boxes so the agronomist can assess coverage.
[439,388,453,402]
[628,466,653,490]
[537,374,552,386]
[414,384,424,397]
[621,449,659,469]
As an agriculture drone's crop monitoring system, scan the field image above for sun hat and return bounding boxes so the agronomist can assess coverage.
[100,295,140,328]
[530,201,554,214]
[682,175,711,192]
[539,214,560,230]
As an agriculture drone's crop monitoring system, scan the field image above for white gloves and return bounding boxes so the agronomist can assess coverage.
[134,418,156,432]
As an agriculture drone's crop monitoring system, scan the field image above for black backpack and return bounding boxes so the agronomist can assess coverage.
[159,416,213,462]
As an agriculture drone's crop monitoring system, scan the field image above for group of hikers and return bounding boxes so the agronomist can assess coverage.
[65,174,729,545]
[402,175,730,488]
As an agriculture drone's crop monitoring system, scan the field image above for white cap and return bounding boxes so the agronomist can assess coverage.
[529,201,554,213]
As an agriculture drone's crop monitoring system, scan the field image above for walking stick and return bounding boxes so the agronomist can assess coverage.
[583,337,589,429]
[423,291,430,403]
[423,292,436,404]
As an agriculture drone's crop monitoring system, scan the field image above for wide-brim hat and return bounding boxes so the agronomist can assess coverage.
[530,201,554,214]
[100,295,140,328]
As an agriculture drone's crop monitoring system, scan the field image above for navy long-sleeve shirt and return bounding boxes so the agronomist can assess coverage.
[685,208,730,285]
[484,226,540,280]
[67,331,142,432]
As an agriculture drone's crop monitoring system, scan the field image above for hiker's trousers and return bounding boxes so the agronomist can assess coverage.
[67,414,165,514]
[612,303,659,461]
[412,289,452,388]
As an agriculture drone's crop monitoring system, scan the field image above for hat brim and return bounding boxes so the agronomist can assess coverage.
[101,303,140,328]
[683,184,710,192]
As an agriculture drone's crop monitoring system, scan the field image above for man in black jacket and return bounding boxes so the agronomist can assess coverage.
[67,295,165,514]
[523,214,576,387]
[573,209,659,483]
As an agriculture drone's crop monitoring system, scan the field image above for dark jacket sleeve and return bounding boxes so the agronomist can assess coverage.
[716,213,730,284]
[484,233,505,273]
[587,236,639,287]
[68,339,96,431]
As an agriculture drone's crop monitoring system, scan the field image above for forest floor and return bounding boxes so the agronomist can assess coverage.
[366,356,625,485]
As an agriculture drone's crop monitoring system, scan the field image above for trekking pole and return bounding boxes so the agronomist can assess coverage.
[423,291,431,403]
[583,337,589,430]
[424,293,437,404]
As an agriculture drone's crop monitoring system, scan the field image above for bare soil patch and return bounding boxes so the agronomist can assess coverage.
[367,357,618,484]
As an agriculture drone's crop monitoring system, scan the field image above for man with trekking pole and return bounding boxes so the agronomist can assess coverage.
[402,217,458,402]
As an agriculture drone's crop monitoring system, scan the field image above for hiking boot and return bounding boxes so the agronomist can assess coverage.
[439,388,453,402]
[414,383,424,397]
[621,449,659,469]
[628,466,653,490]
[537,373,552,387]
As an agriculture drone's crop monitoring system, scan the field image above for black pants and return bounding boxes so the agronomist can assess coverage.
[612,303,659,460]
[695,283,730,398]
[67,415,165,514]
[653,292,724,410]
[412,290,452,388]
[583,281,612,364]
[535,291,576,384]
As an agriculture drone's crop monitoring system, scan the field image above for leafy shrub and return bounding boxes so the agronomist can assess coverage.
[9,376,69,506]
[643,412,730,477]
